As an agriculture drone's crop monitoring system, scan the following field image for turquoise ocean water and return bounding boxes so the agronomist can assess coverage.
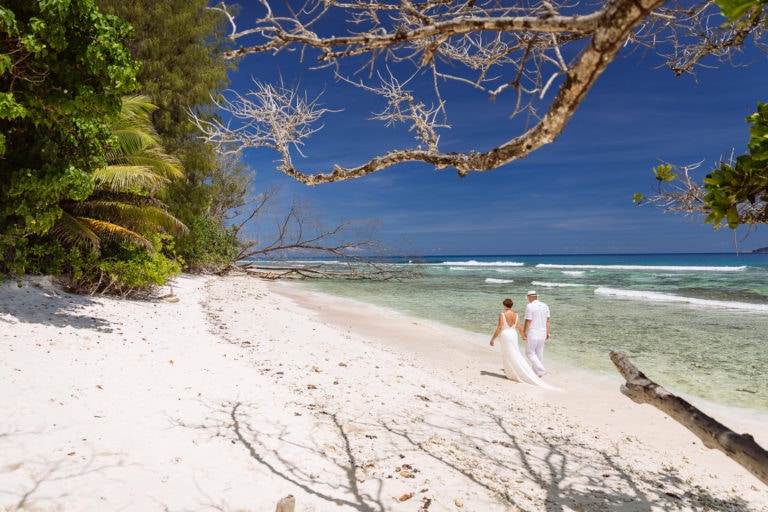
[263,253,768,414]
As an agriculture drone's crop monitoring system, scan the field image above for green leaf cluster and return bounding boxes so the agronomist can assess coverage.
[634,165,676,204]
[703,102,768,228]
[0,0,139,239]
[59,233,182,297]
[716,0,768,23]
[178,216,240,273]
[653,164,677,183]
[0,232,67,278]
[51,95,188,256]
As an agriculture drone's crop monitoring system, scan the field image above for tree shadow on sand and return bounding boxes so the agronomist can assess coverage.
[1,278,126,332]
[178,394,758,512]
[379,393,758,512]
[0,426,125,511]
[176,400,390,512]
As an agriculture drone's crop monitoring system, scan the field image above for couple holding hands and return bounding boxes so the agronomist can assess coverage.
[489,291,556,389]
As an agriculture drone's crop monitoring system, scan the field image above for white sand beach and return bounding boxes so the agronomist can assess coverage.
[1,273,766,511]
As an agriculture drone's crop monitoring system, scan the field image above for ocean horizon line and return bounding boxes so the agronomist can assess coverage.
[246,250,768,262]
[401,250,767,258]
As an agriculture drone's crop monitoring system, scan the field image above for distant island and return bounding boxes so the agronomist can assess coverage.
[752,247,768,253]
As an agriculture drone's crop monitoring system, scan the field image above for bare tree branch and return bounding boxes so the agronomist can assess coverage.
[196,0,766,184]
[191,79,339,162]
[610,350,768,486]
[630,1,767,76]
[227,190,414,280]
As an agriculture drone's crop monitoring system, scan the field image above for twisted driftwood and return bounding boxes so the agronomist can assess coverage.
[610,350,768,486]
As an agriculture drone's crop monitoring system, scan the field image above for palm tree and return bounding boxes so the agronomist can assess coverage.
[51,95,188,252]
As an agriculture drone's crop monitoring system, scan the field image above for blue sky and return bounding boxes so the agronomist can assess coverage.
[222,6,768,256]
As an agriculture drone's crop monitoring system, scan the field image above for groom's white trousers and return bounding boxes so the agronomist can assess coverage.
[525,333,547,377]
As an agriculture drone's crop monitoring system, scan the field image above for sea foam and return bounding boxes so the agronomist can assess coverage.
[442,260,525,267]
[538,264,745,272]
[594,287,768,311]
[531,281,584,288]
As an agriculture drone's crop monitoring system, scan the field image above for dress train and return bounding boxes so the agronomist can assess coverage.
[498,313,558,390]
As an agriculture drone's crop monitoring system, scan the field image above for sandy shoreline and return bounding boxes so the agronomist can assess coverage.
[1,273,765,511]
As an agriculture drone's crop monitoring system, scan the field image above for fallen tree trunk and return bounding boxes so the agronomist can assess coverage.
[609,350,768,486]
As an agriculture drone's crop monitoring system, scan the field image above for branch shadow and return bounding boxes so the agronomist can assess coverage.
[0,426,126,511]
[177,391,760,512]
[379,392,758,512]
[1,278,117,332]
[176,400,387,512]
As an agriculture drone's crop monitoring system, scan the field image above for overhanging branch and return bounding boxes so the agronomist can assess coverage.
[197,0,764,184]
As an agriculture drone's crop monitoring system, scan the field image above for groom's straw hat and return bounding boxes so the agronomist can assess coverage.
[527,290,537,296]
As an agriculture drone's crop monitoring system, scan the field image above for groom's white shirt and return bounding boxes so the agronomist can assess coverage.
[524,299,549,336]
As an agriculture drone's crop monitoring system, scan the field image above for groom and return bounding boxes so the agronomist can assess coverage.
[523,290,550,377]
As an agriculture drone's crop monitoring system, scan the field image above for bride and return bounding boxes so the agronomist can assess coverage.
[489,298,557,389]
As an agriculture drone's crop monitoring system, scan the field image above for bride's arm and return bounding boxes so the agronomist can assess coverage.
[516,312,526,340]
[489,314,504,346]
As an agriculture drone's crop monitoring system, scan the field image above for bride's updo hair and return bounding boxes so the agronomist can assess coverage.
[503,298,513,308]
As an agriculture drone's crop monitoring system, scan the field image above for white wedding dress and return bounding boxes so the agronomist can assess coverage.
[498,312,558,390]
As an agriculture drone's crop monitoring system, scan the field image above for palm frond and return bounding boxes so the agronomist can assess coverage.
[106,129,158,159]
[92,165,169,192]
[76,217,154,252]
[49,211,101,251]
[112,95,157,131]
[69,200,189,237]
[138,205,190,236]
[118,151,184,181]
[104,95,183,181]
[55,95,188,254]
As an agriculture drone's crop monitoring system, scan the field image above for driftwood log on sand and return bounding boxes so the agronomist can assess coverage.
[610,350,768,486]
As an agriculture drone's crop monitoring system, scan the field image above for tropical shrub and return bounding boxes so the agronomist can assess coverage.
[178,216,240,274]
[60,234,182,297]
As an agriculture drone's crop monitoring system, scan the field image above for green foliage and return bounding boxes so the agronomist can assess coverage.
[0,234,68,277]
[716,0,768,22]
[0,235,29,276]
[653,164,677,183]
[177,216,240,273]
[0,6,18,33]
[639,2,768,231]
[97,254,178,290]
[640,102,768,230]
[95,0,235,222]
[0,91,25,118]
[1,1,251,286]
[95,0,247,273]
[50,95,188,255]
[635,165,677,204]
[95,0,232,139]
[160,144,221,225]
[0,0,139,239]
[702,102,768,228]
[61,234,182,296]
